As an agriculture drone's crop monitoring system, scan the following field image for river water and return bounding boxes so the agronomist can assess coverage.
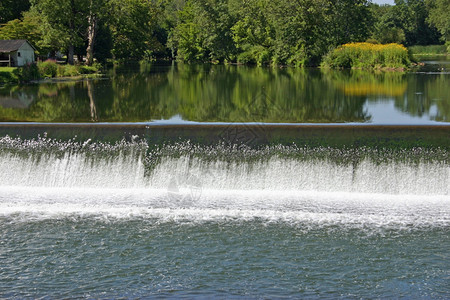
[0,136,448,298]
[0,60,449,124]
[0,61,449,298]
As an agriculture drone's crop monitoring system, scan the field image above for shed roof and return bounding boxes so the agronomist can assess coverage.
[0,40,36,53]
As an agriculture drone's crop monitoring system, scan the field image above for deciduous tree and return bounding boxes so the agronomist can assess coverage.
[31,0,88,64]
[0,0,30,24]
[107,0,164,60]
[426,0,450,41]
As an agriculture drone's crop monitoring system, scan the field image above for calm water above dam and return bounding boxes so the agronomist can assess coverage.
[1,61,449,298]
[0,60,449,124]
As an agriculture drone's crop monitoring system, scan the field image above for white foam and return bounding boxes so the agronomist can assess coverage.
[1,139,448,226]
[1,151,448,194]
[0,186,448,228]
[0,150,148,188]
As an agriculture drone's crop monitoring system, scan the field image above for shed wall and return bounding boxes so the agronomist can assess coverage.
[17,43,35,66]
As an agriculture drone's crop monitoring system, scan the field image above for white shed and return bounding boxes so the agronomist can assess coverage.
[0,40,36,67]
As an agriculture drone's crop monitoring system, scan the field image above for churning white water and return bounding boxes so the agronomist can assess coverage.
[0,136,449,228]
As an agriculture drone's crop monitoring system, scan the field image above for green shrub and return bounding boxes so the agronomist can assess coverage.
[78,65,98,74]
[0,67,19,83]
[256,49,270,67]
[64,65,80,76]
[322,42,411,70]
[237,51,256,65]
[2,62,101,83]
[56,64,79,77]
[38,60,58,78]
[287,45,308,67]
[2,64,40,83]
[18,63,40,81]
[56,65,65,77]
[237,46,271,66]
[366,38,380,44]
[55,63,101,77]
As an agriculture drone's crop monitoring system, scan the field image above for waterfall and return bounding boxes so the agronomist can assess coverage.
[1,135,448,228]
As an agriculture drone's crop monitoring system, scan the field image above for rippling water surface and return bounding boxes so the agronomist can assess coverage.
[0,136,449,298]
[1,219,449,298]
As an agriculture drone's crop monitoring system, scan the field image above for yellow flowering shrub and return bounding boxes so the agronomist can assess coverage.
[321,42,411,70]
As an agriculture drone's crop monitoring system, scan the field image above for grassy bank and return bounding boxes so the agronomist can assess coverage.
[408,44,449,56]
[0,60,102,84]
[0,67,19,84]
[321,43,411,70]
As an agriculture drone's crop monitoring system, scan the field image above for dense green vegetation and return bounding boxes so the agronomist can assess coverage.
[0,61,100,84]
[322,42,411,69]
[0,67,19,84]
[0,0,449,66]
[409,43,450,55]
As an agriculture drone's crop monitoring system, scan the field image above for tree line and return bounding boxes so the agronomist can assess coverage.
[0,0,449,66]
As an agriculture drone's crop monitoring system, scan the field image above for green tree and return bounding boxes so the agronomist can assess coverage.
[0,0,30,24]
[92,21,113,63]
[230,0,274,65]
[269,0,372,66]
[107,0,164,60]
[168,0,235,62]
[327,0,373,46]
[426,0,450,41]
[370,4,406,43]
[31,0,89,64]
[0,12,40,49]
[169,0,205,61]
[393,0,440,45]
[195,0,236,61]
[268,0,325,66]
[86,0,104,65]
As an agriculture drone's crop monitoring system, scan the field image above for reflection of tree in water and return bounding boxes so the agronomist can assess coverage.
[325,69,450,123]
[19,63,367,122]
[7,63,450,123]
[102,64,369,123]
[87,80,98,122]
[392,74,449,122]
[0,82,100,122]
[430,75,450,122]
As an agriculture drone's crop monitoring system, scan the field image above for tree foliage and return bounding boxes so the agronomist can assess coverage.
[107,0,164,60]
[370,0,441,46]
[427,0,450,41]
[0,11,43,53]
[393,0,440,45]
[0,0,30,24]
[0,0,447,66]
[30,0,90,63]
[371,5,406,44]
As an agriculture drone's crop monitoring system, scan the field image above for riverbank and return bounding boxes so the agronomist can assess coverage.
[0,67,19,85]
[408,44,450,56]
[0,61,102,85]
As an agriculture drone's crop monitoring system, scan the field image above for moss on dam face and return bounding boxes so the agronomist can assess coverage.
[0,124,449,150]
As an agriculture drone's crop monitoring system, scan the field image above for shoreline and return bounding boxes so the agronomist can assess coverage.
[0,73,105,86]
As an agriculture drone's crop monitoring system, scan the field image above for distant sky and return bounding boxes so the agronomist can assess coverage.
[371,0,396,5]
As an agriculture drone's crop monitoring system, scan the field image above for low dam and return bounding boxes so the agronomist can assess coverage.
[1,123,448,298]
